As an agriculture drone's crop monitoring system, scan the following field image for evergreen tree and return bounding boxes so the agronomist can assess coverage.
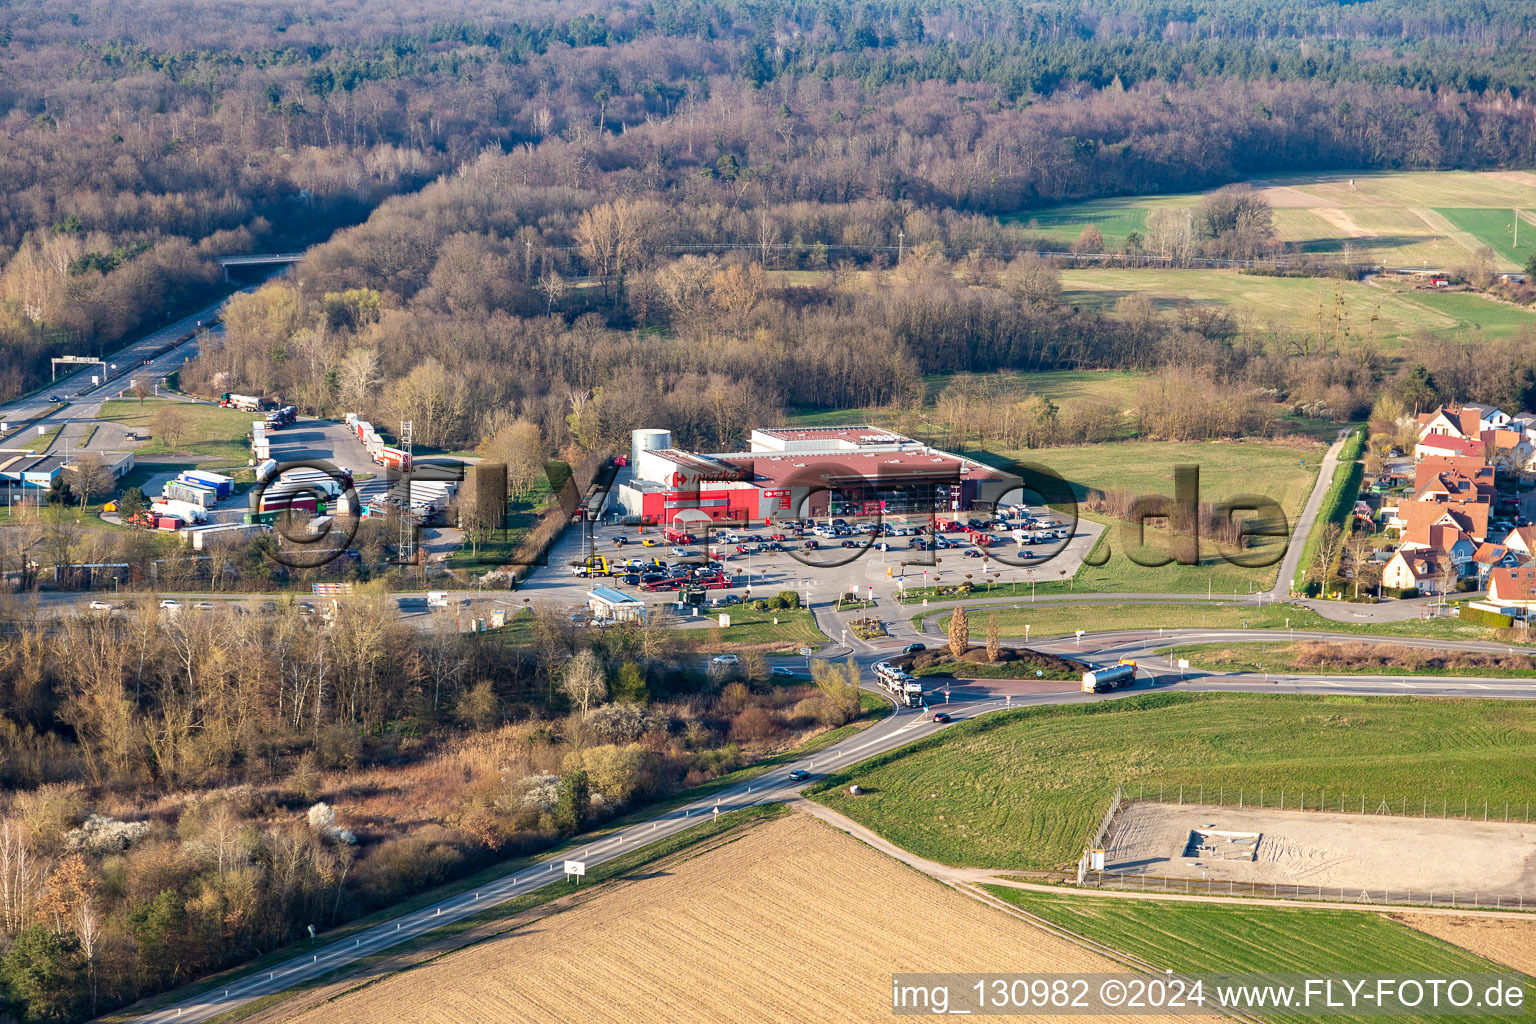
[2,924,86,1022]
[948,605,970,658]
[554,767,590,835]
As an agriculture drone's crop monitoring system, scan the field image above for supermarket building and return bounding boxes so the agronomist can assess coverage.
[616,426,1013,526]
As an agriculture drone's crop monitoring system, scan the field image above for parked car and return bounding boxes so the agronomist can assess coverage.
[88,600,113,611]
[711,654,740,666]
[669,546,689,557]
[194,601,216,611]
[770,666,795,677]
[963,548,983,558]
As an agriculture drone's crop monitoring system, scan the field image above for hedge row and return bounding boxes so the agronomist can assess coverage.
[1293,427,1366,596]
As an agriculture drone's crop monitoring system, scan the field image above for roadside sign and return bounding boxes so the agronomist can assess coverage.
[798,647,812,656]
[1006,694,1013,705]
[563,859,585,877]
[1091,849,1106,871]
[943,689,950,704]
[1178,659,1190,670]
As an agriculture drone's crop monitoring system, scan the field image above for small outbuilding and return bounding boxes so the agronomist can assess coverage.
[587,586,646,623]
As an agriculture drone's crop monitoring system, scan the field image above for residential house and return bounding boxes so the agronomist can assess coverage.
[1397,522,1477,576]
[1413,456,1495,501]
[1417,406,1481,440]
[1463,403,1511,433]
[1486,566,1536,613]
[1503,525,1536,558]
[1414,433,1485,461]
[1470,542,1525,583]
[1392,499,1489,546]
[1382,550,1453,594]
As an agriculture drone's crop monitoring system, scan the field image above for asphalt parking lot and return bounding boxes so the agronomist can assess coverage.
[514,502,1104,617]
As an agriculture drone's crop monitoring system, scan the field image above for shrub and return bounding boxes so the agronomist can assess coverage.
[728,707,779,742]
[776,590,801,609]
[1458,605,1513,628]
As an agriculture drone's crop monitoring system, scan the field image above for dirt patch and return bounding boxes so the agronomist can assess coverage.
[1312,207,1376,238]
[1251,184,1342,209]
[1391,914,1536,976]
[1106,802,1536,899]
[283,814,1213,1024]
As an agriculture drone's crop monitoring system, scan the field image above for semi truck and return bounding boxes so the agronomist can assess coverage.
[152,499,208,524]
[181,522,271,550]
[1081,662,1137,694]
[219,393,265,412]
[264,405,297,429]
[873,661,925,707]
[376,446,412,471]
[162,479,218,508]
[180,470,233,499]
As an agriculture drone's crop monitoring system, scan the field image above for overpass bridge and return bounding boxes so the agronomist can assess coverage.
[215,252,307,281]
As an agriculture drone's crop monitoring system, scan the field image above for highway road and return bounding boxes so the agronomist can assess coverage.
[114,630,1536,1024]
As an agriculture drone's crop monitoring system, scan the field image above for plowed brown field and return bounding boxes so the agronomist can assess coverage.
[1393,914,1536,977]
[284,813,1216,1024]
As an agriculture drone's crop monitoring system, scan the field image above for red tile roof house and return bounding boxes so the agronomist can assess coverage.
[1414,433,1485,461]
[1486,566,1536,613]
[1391,499,1489,546]
[1382,550,1453,594]
[1503,525,1536,557]
[1470,542,1525,582]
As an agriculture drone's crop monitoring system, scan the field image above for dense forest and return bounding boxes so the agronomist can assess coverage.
[0,594,863,1021]
[6,0,1536,396]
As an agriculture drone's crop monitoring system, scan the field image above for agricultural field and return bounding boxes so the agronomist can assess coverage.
[1394,915,1536,977]
[1058,268,1462,339]
[1018,169,1536,272]
[983,889,1532,1024]
[972,438,1321,594]
[807,692,1536,870]
[275,813,1203,1024]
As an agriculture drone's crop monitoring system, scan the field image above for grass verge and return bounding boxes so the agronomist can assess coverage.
[914,600,1524,644]
[1159,641,1536,678]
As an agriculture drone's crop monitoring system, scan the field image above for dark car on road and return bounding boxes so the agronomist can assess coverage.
[903,642,926,654]
[932,712,952,723]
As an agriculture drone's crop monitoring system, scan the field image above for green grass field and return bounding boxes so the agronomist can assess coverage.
[97,399,255,461]
[1060,268,1457,340]
[984,889,1532,1024]
[1162,641,1536,678]
[808,692,1536,870]
[1393,288,1536,337]
[919,600,1521,643]
[1434,207,1536,269]
[971,439,1321,594]
[786,370,1150,436]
